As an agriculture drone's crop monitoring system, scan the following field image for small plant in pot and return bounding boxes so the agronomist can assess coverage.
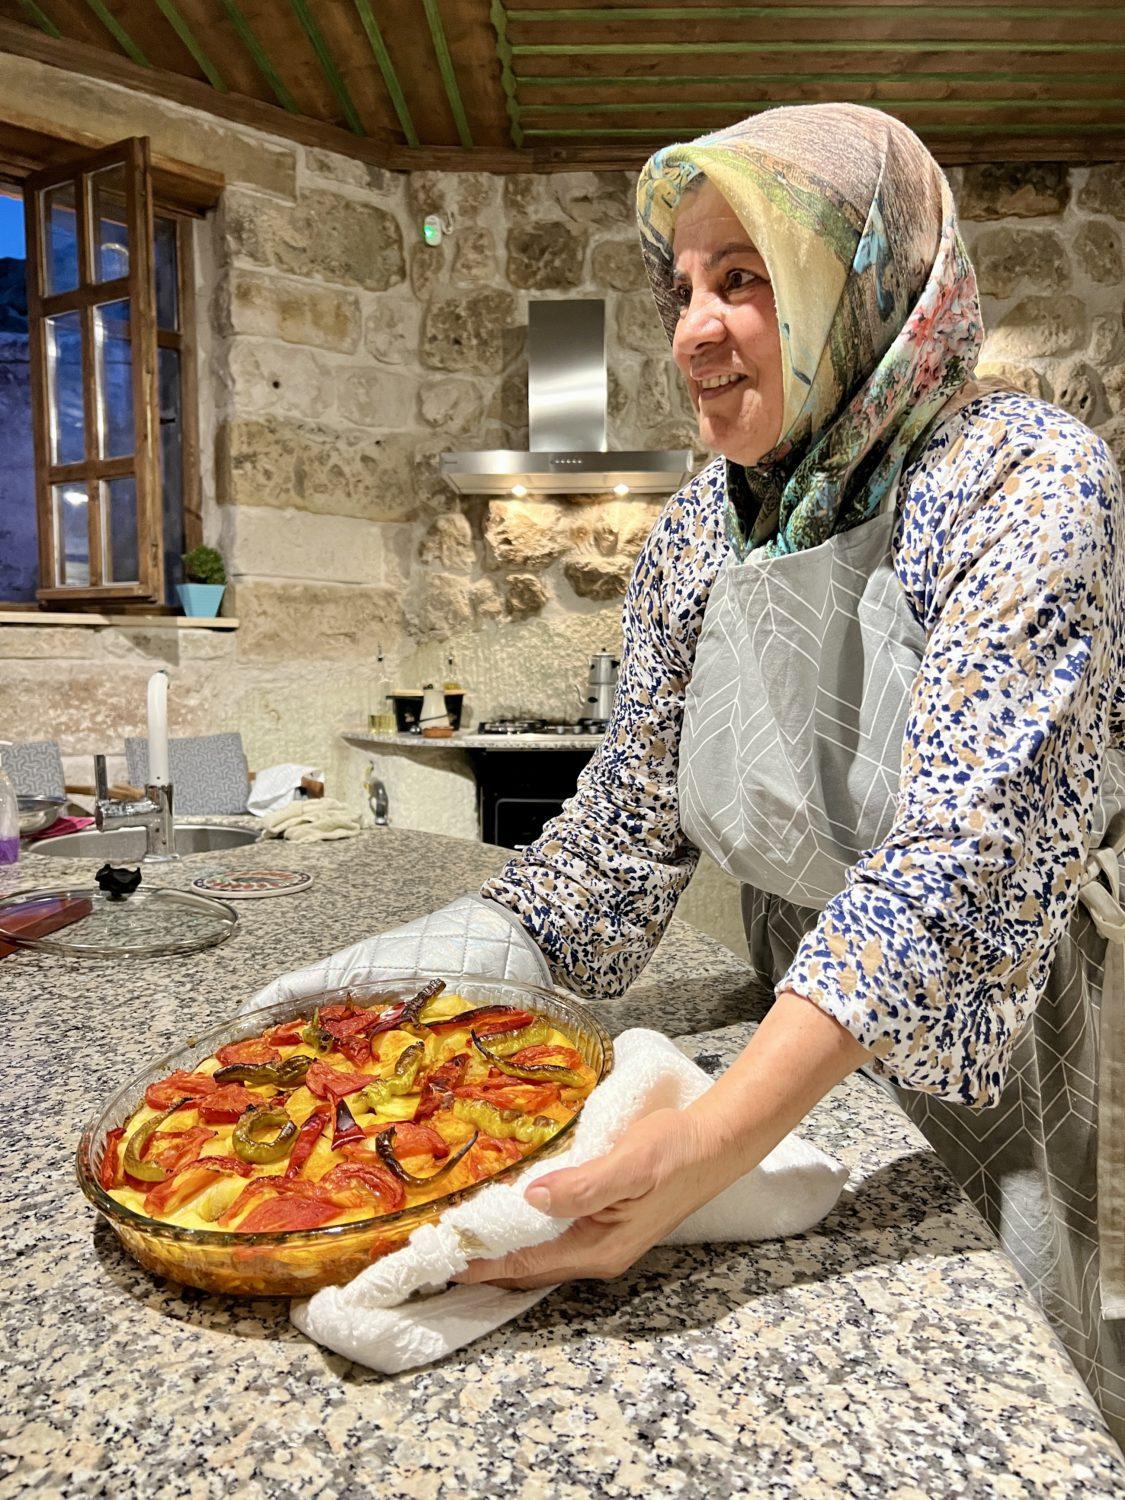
[177,545,227,618]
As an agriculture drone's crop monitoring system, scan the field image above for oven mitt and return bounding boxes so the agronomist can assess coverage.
[241,894,552,1013]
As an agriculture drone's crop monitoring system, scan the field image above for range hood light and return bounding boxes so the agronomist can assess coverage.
[441,300,692,498]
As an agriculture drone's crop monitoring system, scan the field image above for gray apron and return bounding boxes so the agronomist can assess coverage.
[679,393,1125,1445]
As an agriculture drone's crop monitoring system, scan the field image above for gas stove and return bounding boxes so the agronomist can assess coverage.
[476,718,607,736]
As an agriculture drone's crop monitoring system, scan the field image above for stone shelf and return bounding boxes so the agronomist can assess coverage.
[342,728,604,752]
[0,611,238,629]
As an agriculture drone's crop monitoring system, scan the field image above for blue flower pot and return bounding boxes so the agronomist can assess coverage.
[176,583,226,618]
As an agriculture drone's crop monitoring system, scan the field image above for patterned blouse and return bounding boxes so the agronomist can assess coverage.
[481,391,1125,1106]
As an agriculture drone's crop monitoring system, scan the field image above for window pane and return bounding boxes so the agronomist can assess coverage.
[46,310,85,465]
[155,216,178,331]
[159,345,184,599]
[42,181,79,295]
[89,165,129,283]
[103,475,138,583]
[94,299,133,459]
[0,191,38,601]
[53,482,90,587]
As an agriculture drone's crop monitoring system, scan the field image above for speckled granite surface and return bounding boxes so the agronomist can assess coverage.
[3,827,1123,1497]
[344,729,605,751]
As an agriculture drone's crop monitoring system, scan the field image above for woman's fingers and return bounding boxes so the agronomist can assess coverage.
[453,1218,637,1289]
[523,1110,679,1218]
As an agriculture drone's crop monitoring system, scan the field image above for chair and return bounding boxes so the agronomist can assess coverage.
[124,732,251,816]
[0,739,66,799]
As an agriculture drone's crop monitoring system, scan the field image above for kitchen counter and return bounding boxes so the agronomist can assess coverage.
[343,728,605,751]
[4,827,1124,1497]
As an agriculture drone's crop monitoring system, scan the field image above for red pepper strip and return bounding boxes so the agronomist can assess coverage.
[413,1053,470,1121]
[151,1126,217,1173]
[332,1096,366,1150]
[454,1082,561,1113]
[144,1070,219,1111]
[374,1125,478,1187]
[142,1156,249,1217]
[216,1039,281,1068]
[266,1018,307,1047]
[422,1005,531,1034]
[318,1162,406,1213]
[305,1059,373,1101]
[237,1195,341,1233]
[336,1034,372,1069]
[198,1083,262,1124]
[284,1107,330,1179]
[510,1043,584,1070]
[99,1127,125,1191]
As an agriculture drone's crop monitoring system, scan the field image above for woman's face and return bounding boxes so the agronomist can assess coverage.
[671,181,785,466]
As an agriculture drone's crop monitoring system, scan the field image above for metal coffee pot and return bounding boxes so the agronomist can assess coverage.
[584,651,620,722]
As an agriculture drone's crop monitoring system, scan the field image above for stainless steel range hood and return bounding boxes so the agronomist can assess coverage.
[441,300,693,497]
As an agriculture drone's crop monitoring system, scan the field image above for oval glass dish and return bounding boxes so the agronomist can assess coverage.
[76,976,612,1298]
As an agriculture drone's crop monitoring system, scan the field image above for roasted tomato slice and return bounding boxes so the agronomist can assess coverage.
[509,1043,584,1070]
[266,1019,307,1047]
[465,1134,523,1182]
[237,1195,341,1233]
[198,1083,261,1123]
[358,1120,450,1160]
[142,1157,247,1217]
[336,1034,372,1069]
[99,1127,125,1191]
[143,1070,218,1111]
[215,1039,281,1068]
[151,1126,216,1173]
[319,1162,406,1213]
[305,1059,373,1101]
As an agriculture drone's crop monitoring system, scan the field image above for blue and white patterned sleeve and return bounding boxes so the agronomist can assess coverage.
[480,465,729,997]
[784,395,1125,1106]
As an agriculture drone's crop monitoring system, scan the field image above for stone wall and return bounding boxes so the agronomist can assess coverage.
[0,51,1122,959]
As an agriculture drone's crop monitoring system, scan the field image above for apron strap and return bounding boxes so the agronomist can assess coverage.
[1079,815,1125,1319]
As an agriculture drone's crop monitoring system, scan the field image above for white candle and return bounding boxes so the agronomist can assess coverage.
[147,670,170,786]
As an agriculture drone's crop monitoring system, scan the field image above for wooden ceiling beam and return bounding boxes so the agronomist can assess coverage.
[154,0,227,91]
[351,0,420,146]
[215,0,299,110]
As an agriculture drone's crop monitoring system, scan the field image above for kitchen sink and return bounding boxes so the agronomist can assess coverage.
[28,825,261,859]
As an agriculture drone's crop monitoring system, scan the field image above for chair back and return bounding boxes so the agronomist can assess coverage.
[124,733,250,815]
[0,740,66,798]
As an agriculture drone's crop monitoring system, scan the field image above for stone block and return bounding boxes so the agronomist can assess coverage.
[227,506,398,585]
[418,378,486,435]
[1078,166,1125,220]
[1053,362,1107,427]
[1096,414,1125,473]
[453,228,498,286]
[505,573,550,619]
[304,147,393,195]
[974,360,1047,401]
[506,223,588,290]
[470,578,505,622]
[1090,312,1125,368]
[364,298,420,365]
[336,367,418,429]
[217,416,417,522]
[483,500,567,571]
[971,228,1069,298]
[957,163,1069,220]
[227,340,336,419]
[405,571,473,642]
[552,172,633,227]
[504,177,545,216]
[1074,222,1123,286]
[408,171,498,224]
[226,271,361,353]
[421,291,516,374]
[562,552,634,600]
[984,296,1088,361]
[0,626,99,659]
[592,240,649,291]
[410,242,447,300]
[1104,365,1125,415]
[231,580,403,660]
[224,188,405,292]
[616,290,670,355]
[419,513,475,571]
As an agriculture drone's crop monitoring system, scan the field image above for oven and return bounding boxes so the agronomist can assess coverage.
[468,720,604,850]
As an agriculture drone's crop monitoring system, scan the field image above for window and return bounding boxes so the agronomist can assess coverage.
[1,136,200,609]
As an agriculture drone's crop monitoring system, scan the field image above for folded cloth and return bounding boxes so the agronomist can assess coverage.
[247,764,322,817]
[260,797,360,843]
[27,815,95,841]
[290,1027,849,1373]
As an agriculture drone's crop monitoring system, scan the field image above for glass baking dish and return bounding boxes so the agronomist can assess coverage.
[76,975,613,1298]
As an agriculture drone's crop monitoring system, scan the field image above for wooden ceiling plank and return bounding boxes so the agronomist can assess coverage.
[351,0,421,146]
[525,121,1125,136]
[509,17,1125,46]
[421,0,474,147]
[429,0,511,151]
[15,0,59,35]
[520,71,1125,95]
[214,0,298,109]
[283,0,365,133]
[361,0,462,149]
[491,0,524,146]
[519,78,1125,108]
[81,0,150,66]
[154,0,227,91]
[509,0,1124,9]
[514,40,1121,58]
[515,47,1125,78]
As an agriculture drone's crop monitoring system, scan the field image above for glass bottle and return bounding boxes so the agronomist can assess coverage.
[0,764,19,865]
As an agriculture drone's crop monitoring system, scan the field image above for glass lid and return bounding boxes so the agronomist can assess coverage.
[0,885,238,958]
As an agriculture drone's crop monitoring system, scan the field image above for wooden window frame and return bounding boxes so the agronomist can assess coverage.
[11,136,202,611]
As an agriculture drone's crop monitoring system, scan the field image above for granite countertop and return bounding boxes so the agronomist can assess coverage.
[4,826,1124,1496]
[343,729,604,751]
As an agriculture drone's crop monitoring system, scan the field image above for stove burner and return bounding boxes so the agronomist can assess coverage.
[476,718,606,737]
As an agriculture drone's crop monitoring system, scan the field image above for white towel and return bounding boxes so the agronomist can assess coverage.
[260,797,360,842]
[291,1027,848,1372]
[247,764,322,816]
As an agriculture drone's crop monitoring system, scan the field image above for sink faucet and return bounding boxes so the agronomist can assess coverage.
[93,753,179,862]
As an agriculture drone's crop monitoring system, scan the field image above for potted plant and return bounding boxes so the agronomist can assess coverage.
[177,545,227,618]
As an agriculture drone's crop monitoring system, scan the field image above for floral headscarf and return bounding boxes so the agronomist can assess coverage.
[636,103,984,558]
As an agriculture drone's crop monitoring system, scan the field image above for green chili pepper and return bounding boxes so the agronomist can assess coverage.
[123,1099,188,1183]
[471,1031,586,1088]
[300,1012,331,1053]
[232,1106,298,1165]
[374,1124,479,1186]
[483,1019,554,1056]
[213,1054,313,1088]
[451,1097,558,1147]
[361,1042,424,1109]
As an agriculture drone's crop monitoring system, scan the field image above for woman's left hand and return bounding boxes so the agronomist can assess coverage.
[451,1107,736,1290]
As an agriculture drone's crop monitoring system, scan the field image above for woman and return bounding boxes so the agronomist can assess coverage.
[261,106,1125,1432]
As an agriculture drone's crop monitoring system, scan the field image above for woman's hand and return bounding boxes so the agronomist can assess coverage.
[452,1106,738,1290]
